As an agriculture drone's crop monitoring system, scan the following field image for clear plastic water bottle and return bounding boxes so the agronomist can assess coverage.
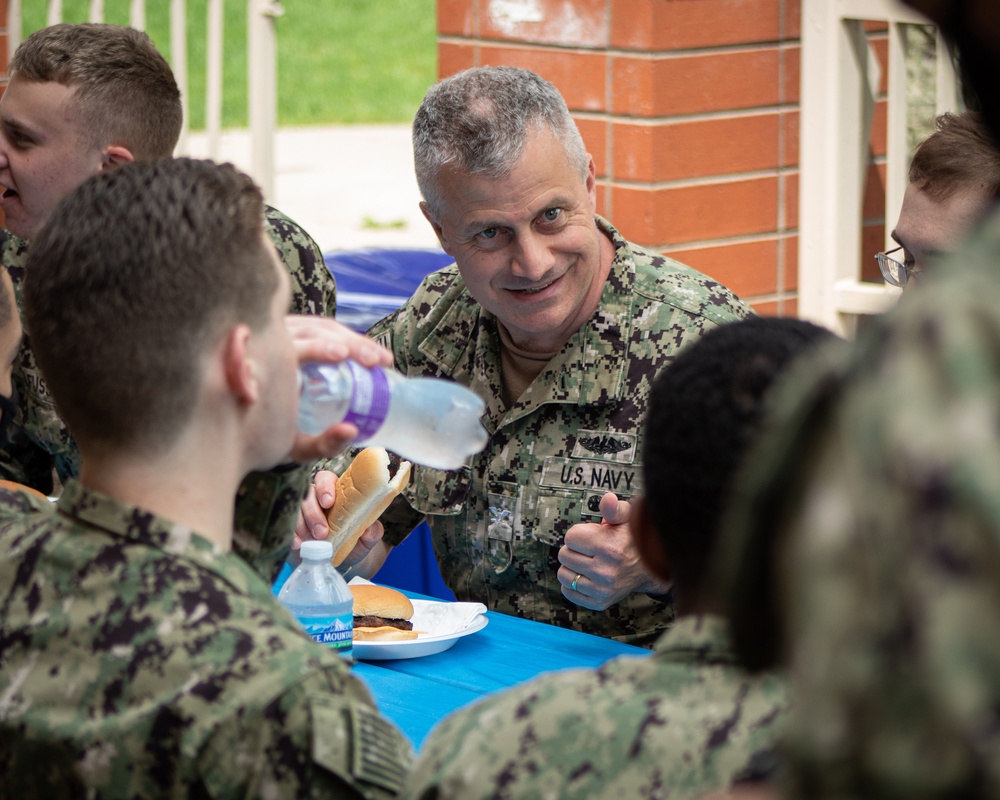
[277,540,353,659]
[297,360,489,470]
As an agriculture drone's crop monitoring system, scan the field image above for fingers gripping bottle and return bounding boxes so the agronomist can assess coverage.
[297,360,489,470]
[278,540,353,659]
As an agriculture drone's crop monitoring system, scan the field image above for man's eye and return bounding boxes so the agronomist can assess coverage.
[480,228,498,240]
[6,130,31,148]
[541,208,560,222]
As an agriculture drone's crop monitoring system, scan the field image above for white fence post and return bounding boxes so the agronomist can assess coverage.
[170,0,189,155]
[248,0,283,202]
[205,0,224,161]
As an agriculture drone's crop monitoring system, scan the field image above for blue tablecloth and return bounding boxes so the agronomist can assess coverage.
[275,568,648,748]
[350,592,649,749]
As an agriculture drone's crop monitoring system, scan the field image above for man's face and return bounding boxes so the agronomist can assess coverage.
[892,180,993,291]
[423,126,609,353]
[0,75,109,239]
[246,241,299,470]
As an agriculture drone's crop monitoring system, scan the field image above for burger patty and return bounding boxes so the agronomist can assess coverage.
[353,615,413,631]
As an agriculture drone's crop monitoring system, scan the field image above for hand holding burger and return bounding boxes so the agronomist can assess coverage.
[325,447,412,566]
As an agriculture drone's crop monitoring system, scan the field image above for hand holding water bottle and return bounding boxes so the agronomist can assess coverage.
[284,315,395,463]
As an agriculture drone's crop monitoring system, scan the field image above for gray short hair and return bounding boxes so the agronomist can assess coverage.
[413,66,589,218]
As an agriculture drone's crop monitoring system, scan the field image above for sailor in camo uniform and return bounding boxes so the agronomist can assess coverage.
[403,317,839,800]
[0,23,336,493]
[0,158,409,798]
[310,67,752,646]
[715,1,1000,794]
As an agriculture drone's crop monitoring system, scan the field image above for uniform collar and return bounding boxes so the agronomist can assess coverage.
[651,614,740,666]
[56,479,268,600]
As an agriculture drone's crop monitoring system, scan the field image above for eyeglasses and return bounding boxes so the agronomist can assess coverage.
[876,246,918,288]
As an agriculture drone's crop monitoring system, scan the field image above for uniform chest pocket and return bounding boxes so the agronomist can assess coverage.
[484,482,609,565]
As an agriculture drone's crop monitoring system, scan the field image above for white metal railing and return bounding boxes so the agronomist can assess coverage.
[798,0,958,335]
[5,0,280,198]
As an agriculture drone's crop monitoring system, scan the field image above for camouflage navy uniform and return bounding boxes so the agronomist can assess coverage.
[719,207,1000,796]
[0,205,336,492]
[404,615,788,800]
[0,472,411,799]
[367,217,752,646]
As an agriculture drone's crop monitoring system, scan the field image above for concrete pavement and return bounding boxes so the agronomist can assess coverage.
[185,124,442,255]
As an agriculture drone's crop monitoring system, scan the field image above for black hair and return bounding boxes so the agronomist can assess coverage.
[641,316,836,602]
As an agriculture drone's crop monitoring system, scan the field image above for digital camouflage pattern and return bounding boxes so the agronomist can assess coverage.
[0,205,335,492]
[0,477,412,799]
[719,206,1000,797]
[365,217,752,646]
[405,615,788,800]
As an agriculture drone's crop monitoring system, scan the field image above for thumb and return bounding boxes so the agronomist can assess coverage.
[599,492,629,526]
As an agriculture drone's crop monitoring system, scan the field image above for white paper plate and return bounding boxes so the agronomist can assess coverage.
[352,606,489,661]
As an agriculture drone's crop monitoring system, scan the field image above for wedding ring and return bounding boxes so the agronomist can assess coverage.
[571,573,581,592]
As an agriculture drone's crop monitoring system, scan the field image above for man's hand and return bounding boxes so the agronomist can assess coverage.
[557,492,671,610]
[293,469,385,571]
[284,315,394,463]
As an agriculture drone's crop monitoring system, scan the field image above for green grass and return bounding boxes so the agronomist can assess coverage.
[20,0,437,128]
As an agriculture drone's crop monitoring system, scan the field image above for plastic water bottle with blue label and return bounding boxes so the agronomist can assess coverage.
[297,360,489,470]
[278,540,353,659]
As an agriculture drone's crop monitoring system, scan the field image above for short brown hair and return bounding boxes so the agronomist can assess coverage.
[23,159,278,453]
[909,111,1000,202]
[9,23,182,160]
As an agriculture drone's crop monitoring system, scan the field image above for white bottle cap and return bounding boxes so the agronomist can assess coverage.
[300,539,334,561]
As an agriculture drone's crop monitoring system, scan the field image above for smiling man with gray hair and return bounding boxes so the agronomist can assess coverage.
[302,66,752,647]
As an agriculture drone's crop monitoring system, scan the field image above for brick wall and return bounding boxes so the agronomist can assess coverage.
[437,0,890,317]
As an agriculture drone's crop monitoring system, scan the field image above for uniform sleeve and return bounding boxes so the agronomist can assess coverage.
[196,669,413,799]
[264,205,337,319]
[232,464,311,584]
[721,259,1000,796]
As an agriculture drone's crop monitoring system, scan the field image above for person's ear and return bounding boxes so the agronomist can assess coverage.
[420,201,453,256]
[222,324,257,406]
[585,154,597,206]
[101,146,134,170]
[631,496,672,584]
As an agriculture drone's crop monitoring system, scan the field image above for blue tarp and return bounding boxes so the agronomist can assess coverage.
[324,247,454,333]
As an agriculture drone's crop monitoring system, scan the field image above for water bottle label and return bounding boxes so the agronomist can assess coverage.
[344,361,390,440]
[299,613,354,655]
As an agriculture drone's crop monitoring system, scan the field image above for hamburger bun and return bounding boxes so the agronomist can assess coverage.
[351,583,414,619]
[326,447,411,566]
[350,584,418,641]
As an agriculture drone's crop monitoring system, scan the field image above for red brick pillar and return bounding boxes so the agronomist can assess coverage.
[436,0,805,315]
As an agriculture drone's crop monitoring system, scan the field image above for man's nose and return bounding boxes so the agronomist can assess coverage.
[510,232,555,279]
